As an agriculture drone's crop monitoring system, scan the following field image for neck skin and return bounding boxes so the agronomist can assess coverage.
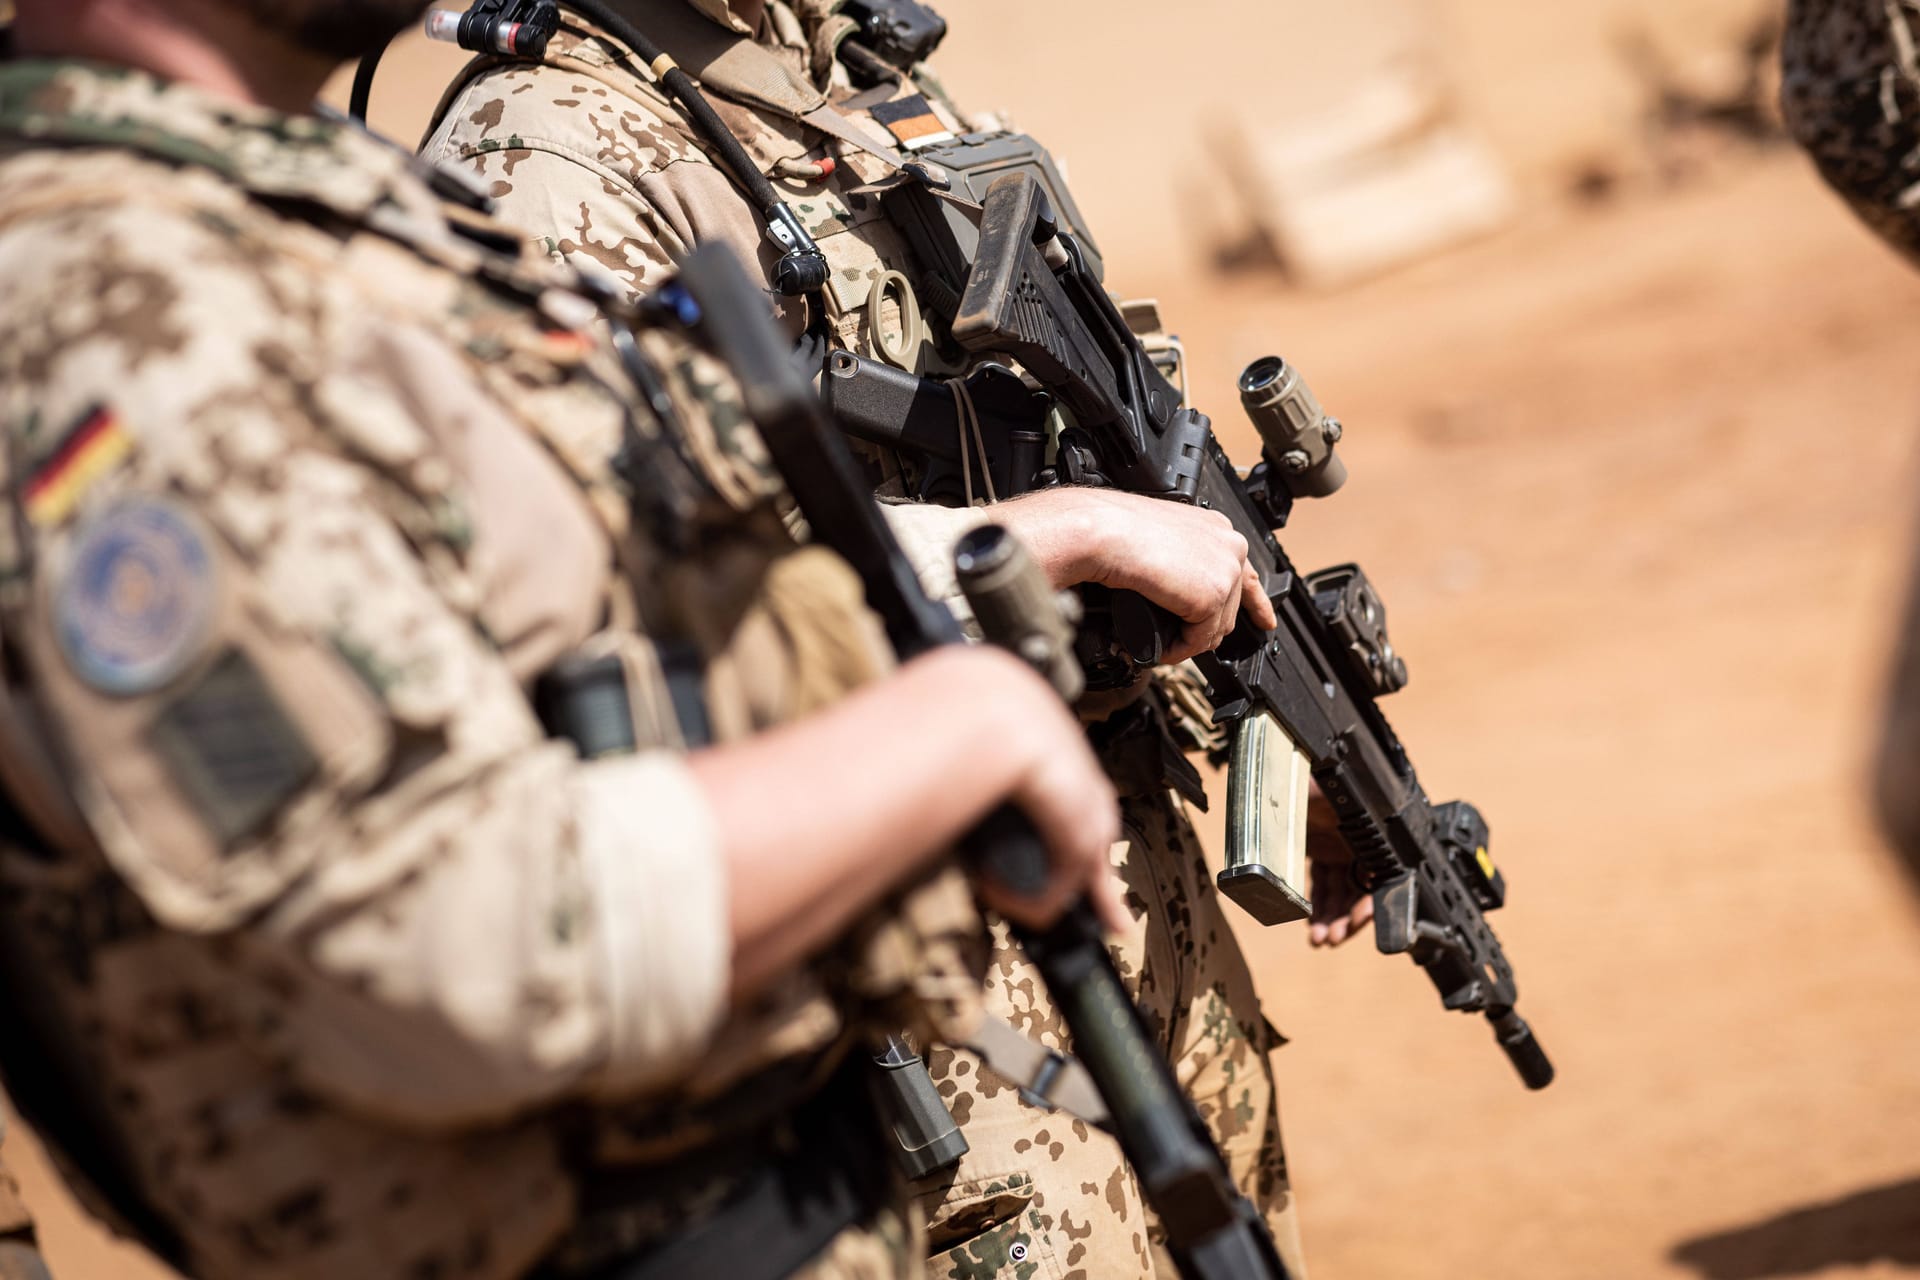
[10,0,336,115]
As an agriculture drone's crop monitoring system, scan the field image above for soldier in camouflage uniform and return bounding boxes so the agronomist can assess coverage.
[1783,0,1920,881]
[421,3,1362,1275]
[0,1,1129,1276]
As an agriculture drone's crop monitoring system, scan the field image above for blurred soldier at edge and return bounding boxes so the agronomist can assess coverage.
[419,3,1367,1275]
[1783,0,1920,883]
[0,7,63,1273]
[0,0,1130,1276]
[0,17,54,1280]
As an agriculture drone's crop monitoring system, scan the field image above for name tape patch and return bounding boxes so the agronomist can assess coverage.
[54,496,220,697]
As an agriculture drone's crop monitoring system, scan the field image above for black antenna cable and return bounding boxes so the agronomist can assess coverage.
[347,34,393,123]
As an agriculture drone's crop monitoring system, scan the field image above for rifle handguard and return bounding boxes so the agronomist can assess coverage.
[954,525,1085,703]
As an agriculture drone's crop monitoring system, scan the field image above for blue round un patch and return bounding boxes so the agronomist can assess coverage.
[54,496,220,697]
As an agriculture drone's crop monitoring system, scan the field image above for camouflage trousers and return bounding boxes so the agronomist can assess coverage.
[790,1200,925,1280]
[915,789,1306,1280]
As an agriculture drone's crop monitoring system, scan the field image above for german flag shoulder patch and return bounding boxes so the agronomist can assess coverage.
[867,93,957,151]
[24,405,133,528]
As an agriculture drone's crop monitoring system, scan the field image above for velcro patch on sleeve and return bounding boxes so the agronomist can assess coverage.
[867,93,956,150]
[146,649,320,850]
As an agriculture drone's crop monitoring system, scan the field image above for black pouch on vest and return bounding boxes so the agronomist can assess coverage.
[535,644,712,755]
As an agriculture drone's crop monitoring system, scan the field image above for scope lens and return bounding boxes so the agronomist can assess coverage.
[953,525,1013,575]
[1240,356,1287,395]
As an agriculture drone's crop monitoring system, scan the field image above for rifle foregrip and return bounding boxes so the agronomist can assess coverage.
[1491,1009,1555,1090]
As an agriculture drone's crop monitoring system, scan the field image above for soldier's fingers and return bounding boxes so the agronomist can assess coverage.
[1214,583,1242,653]
[1087,866,1130,936]
[978,881,1048,931]
[1242,564,1277,630]
[1163,624,1210,668]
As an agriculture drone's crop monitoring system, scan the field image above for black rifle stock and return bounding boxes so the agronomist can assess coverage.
[666,245,1292,1280]
[882,172,1555,1091]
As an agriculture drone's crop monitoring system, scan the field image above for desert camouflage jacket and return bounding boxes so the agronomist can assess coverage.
[423,0,1006,530]
[0,59,979,1280]
[424,0,1230,735]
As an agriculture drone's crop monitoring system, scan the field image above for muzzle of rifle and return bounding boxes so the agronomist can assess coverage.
[1239,357,1348,500]
[954,525,1085,704]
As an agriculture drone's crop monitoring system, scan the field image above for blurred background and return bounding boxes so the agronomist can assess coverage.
[13,0,1920,1276]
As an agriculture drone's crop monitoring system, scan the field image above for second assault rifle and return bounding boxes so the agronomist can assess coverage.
[833,171,1554,1091]
[668,246,1293,1280]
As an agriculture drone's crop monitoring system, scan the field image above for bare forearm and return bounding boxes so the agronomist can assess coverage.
[691,647,1043,998]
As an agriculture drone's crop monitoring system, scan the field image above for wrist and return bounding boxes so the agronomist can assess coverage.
[993,489,1112,590]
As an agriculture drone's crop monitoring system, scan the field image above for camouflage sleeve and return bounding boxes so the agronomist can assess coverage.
[421,67,773,305]
[0,202,732,1128]
[445,145,684,295]
[877,499,993,623]
[1782,0,1920,263]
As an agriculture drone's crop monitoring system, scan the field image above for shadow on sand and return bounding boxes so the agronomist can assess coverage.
[1671,1175,1920,1279]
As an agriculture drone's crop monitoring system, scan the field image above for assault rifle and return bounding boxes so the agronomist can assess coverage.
[832,172,1554,1091]
[667,245,1293,1280]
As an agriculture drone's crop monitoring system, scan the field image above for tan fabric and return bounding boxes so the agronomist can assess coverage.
[685,0,765,38]
[648,0,829,118]
[0,58,972,1280]
[792,1195,926,1280]
[423,11,1306,1278]
[879,500,996,624]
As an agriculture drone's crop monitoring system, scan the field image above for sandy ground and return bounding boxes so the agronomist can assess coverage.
[13,2,1920,1277]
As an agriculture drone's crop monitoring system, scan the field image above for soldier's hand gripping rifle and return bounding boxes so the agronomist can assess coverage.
[666,245,1293,1280]
[837,172,1554,1090]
